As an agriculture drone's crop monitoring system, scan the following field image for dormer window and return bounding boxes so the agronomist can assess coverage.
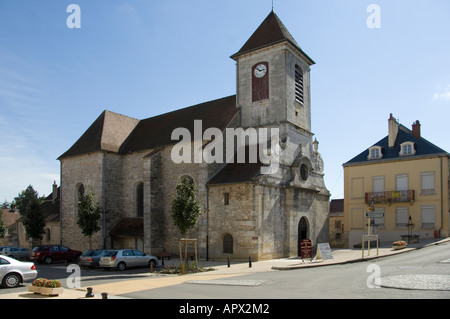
[368,146,383,160]
[400,142,415,156]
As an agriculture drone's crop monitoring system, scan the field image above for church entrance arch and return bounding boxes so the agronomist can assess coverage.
[297,217,309,256]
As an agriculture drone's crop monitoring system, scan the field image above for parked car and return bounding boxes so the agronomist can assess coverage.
[99,249,158,271]
[30,245,82,264]
[0,255,37,288]
[79,249,112,268]
[1,247,30,260]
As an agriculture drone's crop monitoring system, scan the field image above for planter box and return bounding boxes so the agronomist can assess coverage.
[28,285,64,296]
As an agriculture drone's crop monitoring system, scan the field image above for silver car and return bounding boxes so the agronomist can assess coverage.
[99,249,158,271]
[1,247,30,260]
[79,249,112,268]
[0,255,37,288]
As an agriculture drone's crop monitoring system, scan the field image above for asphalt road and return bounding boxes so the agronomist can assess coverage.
[1,242,449,300]
[119,242,450,299]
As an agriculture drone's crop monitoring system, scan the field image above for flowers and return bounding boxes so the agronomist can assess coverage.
[392,241,408,250]
[32,278,61,288]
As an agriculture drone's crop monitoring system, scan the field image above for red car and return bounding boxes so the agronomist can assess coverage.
[30,245,82,264]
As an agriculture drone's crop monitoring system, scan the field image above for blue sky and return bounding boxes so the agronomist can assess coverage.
[1,0,449,202]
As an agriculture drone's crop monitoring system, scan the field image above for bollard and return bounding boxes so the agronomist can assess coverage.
[101,292,108,299]
[181,265,185,275]
[85,287,94,298]
[227,257,230,268]
[150,263,153,273]
[249,256,252,268]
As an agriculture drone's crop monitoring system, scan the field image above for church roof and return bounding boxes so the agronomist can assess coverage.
[230,10,315,65]
[207,145,263,185]
[120,95,238,154]
[58,110,139,159]
[344,124,448,166]
[59,95,238,159]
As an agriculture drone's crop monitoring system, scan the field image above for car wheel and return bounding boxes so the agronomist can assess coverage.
[2,273,21,288]
[43,256,53,264]
[73,254,81,262]
[117,262,126,271]
[149,259,157,267]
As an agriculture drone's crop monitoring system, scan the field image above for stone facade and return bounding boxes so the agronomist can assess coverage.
[58,11,330,261]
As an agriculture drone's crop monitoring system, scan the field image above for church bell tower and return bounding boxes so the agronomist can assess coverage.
[231,11,315,132]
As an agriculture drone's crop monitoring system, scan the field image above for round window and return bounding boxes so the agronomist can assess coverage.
[300,164,308,181]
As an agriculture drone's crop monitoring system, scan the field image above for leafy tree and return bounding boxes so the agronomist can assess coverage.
[0,211,6,238]
[1,200,10,209]
[77,190,102,249]
[14,185,41,216]
[23,197,46,240]
[171,178,201,236]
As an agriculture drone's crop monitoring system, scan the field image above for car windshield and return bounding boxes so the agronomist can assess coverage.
[103,250,117,257]
[82,250,96,256]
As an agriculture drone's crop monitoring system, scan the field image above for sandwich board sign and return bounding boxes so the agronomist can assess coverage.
[300,239,312,260]
[315,243,333,261]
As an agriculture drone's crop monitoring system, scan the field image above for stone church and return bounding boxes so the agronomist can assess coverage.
[58,11,330,261]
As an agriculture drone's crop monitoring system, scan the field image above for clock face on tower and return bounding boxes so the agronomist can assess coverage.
[254,63,267,78]
[252,62,269,102]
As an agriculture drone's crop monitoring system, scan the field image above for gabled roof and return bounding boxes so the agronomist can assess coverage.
[58,110,139,159]
[230,10,315,65]
[344,124,448,166]
[119,95,238,154]
[59,95,239,159]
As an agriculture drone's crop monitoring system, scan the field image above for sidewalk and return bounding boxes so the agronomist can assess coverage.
[3,237,449,299]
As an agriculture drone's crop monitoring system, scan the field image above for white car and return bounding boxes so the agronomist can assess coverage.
[0,255,37,288]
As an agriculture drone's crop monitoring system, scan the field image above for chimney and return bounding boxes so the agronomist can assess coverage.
[388,113,398,148]
[52,181,58,203]
[412,120,421,139]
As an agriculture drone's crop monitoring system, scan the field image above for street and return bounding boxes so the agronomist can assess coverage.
[1,241,449,299]
[118,242,450,299]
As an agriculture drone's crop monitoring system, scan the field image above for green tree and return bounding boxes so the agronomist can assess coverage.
[171,178,201,236]
[77,190,102,249]
[23,197,46,240]
[0,211,7,238]
[14,185,42,216]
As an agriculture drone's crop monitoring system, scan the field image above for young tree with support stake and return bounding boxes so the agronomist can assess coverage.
[77,190,102,250]
[171,178,201,270]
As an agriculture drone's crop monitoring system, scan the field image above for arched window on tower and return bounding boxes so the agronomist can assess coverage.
[136,182,144,217]
[295,65,304,105]
[76,183,85,215]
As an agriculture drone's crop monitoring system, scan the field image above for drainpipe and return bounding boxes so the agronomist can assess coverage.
[102,152,107,248]
[206,184,209,261]
[440,156,444,237]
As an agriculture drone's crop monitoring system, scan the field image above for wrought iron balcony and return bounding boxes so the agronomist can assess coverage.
[365,190,415,204]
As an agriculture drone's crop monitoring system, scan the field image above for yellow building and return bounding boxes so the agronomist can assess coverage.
[343,114,449,248]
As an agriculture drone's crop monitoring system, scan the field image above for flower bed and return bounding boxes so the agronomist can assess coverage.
[392,241,408,250]
[28,278,64,296]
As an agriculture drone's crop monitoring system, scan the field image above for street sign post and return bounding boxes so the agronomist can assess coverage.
[365,212,384,219]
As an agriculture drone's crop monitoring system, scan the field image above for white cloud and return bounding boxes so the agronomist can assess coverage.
[433,85,450,101]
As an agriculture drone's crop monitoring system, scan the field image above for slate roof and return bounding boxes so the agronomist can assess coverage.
[344,124,448,166]
[59,95,238,159]
[207,145,264,185]
[120,95,238,154]
[230,10,315,65]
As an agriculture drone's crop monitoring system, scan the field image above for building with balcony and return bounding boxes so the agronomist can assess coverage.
[343,114,449,248]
